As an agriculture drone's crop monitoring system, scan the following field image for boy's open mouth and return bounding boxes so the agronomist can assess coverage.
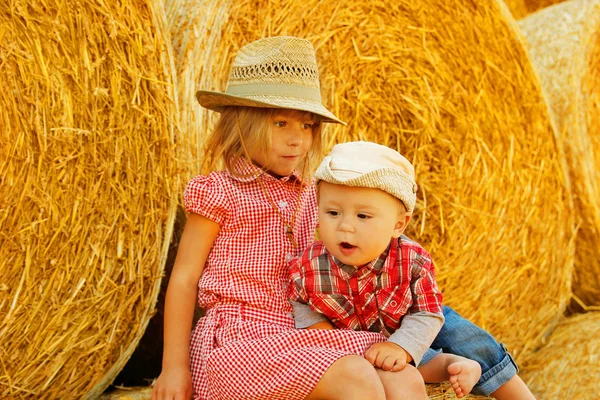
[340,242,356,250]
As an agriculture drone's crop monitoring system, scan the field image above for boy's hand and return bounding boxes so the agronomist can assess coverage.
[151,366,192,400]
[364,342,413,372]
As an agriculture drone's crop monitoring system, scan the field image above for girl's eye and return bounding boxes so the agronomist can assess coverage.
[357,213,370,220]
[274,121,286,127]
[302,123,315,129]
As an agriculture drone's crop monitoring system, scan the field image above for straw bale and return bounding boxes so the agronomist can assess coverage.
[165,0,232,177]
[520,312,600,399]
[519,0,600,309]
[178,0,574,361]
[0,0,180,399]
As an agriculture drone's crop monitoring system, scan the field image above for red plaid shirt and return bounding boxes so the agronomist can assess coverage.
[288,236,443,335]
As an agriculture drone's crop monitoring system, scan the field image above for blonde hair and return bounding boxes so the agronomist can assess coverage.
[201,106,324,177]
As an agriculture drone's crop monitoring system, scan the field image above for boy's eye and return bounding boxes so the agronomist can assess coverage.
[326,210,339,217]
[357,213,370,220]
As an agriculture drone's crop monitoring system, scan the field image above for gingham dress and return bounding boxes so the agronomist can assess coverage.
[184,161,386,400]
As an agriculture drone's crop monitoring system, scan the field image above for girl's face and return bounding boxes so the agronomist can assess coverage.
[251,109,316,177]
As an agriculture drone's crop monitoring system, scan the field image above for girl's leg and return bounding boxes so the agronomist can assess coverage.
[491,375,536,400]
[377,364,428,400]
[418,353,481,398]
[305,355,386,400]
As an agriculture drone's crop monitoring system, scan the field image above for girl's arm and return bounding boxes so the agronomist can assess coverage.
[152,213,220,400]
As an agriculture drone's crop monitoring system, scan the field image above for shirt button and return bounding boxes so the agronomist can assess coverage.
[278,200,288,209]
[390,300,398,307]
[285,253,294,263]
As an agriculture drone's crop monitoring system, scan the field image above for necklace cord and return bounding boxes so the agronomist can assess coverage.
[234,110,304,249]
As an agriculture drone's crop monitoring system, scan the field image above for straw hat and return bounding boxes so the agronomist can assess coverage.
[315,141,418,213]
[196,36,346,125]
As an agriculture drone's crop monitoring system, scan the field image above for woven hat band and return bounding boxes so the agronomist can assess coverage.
[226,83,322,102]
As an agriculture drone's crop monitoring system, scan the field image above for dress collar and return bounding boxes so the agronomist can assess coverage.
[227,157,305,185]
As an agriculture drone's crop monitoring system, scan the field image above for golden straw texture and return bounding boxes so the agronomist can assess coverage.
[178,0,574,361]
[519,0,600,310]
[520,312,600,399]
[0,0,180,398]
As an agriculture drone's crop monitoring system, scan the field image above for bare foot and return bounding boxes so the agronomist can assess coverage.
[447,360,482,398]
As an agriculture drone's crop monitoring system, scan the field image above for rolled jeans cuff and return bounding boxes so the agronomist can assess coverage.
[472,343,519,396]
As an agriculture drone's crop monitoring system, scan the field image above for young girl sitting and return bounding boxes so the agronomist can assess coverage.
[151,36,427,400]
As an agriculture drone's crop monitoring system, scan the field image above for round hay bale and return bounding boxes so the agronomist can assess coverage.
[0,1,180,398]
[180,0,574,360]
[519,0,600,310]
[165,0,232,176]
[520,312,600,399]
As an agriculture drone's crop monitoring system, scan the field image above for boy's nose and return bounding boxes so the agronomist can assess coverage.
[338,219,354,233]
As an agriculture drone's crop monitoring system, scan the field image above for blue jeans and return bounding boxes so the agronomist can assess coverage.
[420,306,519,396]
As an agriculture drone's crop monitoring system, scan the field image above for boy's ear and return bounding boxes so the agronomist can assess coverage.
[392,212,411,239]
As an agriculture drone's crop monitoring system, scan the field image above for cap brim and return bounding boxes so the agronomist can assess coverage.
[196,90,347,125]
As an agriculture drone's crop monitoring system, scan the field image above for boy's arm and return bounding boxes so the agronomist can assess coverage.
[389,245,444,366]
[290,301,334,329]
[387,311,444,366]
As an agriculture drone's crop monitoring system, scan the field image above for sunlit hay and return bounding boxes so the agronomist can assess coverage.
[426,383,493,399]
[189,0,575,361]
[0,1,180,398]
[165,0,233,176]
[520,312,600,399]
[520,0,600,310]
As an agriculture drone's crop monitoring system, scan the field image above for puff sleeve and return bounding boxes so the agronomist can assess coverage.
[183,174,229,225]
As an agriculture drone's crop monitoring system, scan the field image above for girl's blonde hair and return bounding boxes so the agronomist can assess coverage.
[201,106,324,177]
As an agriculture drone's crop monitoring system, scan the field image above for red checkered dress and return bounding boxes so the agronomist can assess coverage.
[184,160,386,400]
[288,238,443,335]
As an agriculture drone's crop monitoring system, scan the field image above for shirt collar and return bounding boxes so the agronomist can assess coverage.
[332,240,394,279]
[227,157,305,185]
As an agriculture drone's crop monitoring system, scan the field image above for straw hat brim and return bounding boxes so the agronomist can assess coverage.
[196,89,347,125]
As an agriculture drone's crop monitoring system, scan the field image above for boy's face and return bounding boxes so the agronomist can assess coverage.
[318,181,410,266]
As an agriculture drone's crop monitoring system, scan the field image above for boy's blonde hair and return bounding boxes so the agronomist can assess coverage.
[201,106,324,177]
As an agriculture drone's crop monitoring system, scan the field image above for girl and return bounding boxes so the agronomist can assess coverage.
[151,36,428,400]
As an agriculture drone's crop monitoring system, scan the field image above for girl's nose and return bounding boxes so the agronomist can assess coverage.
[288,127,304,147]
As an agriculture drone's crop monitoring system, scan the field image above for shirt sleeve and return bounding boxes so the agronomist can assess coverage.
[409,249,443,314]
[290,301,330,328]
[388,311,444,366]
[288,254,310,304]
[183,174,229,225]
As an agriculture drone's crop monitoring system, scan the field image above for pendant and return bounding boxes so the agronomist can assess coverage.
[286,226,298,248]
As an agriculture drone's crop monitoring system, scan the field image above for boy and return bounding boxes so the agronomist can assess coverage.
[289,141,535,399]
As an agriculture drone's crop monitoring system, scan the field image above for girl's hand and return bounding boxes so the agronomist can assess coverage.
[364,342,413,372]
[151,367,193,400]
